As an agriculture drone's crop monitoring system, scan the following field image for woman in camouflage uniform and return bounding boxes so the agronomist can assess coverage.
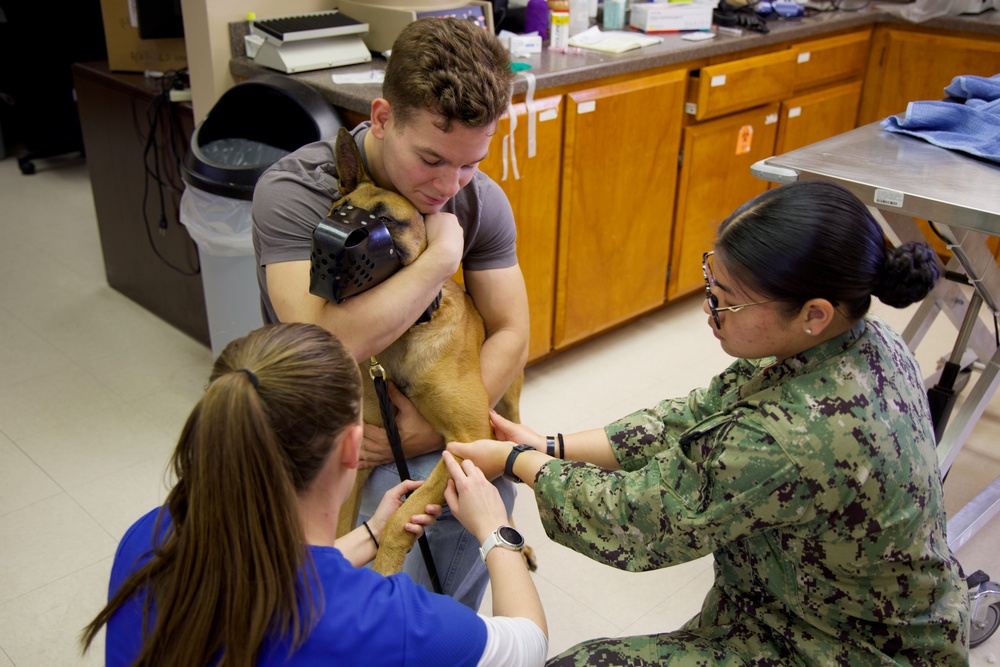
[448,181,970,666]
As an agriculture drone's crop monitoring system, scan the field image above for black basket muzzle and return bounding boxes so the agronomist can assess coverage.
[309,204,402,303]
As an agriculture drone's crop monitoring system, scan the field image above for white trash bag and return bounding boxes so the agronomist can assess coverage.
[179,185,255,257]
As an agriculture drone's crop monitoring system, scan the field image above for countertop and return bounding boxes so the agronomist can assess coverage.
[229,6,1000,115]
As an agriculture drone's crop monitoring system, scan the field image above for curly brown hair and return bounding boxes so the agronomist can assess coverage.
[384,17,513,132]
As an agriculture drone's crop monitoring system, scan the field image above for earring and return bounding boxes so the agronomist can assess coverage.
[806,328,813,335]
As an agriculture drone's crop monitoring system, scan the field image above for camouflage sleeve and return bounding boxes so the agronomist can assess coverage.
[606,386,718,472]
[605,358,764,471]
[534,413,809,572]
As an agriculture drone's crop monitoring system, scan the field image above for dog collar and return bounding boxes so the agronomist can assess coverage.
[414,290,442,326]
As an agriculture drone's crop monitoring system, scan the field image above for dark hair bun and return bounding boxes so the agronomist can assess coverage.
[874,242,939,308]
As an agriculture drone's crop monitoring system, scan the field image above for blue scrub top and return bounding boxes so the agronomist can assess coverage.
[106,507,488,666]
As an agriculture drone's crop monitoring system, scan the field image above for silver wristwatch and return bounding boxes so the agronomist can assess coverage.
[479,525,525,563]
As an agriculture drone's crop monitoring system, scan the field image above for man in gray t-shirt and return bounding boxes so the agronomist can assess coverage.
[250,18,529,611]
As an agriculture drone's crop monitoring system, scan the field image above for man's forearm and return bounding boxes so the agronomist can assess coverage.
[479,328,529,408]
[324,257,454,361]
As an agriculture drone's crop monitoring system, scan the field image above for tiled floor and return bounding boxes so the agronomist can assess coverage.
[2,154,1000,665]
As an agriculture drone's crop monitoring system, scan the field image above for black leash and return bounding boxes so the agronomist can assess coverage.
[369,357,443,594]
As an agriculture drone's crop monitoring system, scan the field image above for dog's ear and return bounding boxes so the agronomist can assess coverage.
[334,127,373,196]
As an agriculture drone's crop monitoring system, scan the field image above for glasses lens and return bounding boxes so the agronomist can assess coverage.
[702,252,721,329]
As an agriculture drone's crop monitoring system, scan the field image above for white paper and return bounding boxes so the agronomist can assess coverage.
[331,70,385,84]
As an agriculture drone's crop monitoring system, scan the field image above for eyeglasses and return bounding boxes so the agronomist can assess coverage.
[702,251,776,330]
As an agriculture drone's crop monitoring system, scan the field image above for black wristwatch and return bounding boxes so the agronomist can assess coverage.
[479,525,525,563]
[503,444,535,483]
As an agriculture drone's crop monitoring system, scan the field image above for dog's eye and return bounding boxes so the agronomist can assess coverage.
[376,216,394,226]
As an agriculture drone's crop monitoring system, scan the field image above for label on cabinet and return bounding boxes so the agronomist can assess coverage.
[787,107,802,118]
[797,51,811,63]
[577,100,597,114]
[540,108,559,122]
[710,74,727,87]
[736,124,753,154]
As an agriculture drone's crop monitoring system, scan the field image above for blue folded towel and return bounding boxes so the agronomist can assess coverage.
[944,74,1000,103]
[882,74,1000,164]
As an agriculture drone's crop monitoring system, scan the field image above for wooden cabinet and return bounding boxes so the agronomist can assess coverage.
[775,80,863,155]
[477,23,996,359]
[479,96,564,363]
[669,103,780,299]
[857,26,1000,259]
[554,70,686,349]
[669,29,870,300]
[859,26,1000,125]
[73,62,210,346]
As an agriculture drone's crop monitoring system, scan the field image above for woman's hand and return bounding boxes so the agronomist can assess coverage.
[490,410,544,450]
[366,479,441,540]
[441,451,509,542]
[445,438,513,481]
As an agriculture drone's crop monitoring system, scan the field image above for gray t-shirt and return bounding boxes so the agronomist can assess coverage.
[251,122,517,324]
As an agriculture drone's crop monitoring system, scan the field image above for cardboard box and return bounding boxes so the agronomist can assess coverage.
[100,0,187,72]
[628,2,713,33]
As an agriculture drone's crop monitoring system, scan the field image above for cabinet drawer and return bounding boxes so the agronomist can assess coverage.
[791,30,871,91]
[685,50,796,121]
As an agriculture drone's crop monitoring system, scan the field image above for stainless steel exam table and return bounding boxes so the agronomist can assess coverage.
[751,121,1000,554]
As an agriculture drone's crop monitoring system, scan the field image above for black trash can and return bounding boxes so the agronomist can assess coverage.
[179,74,342,355]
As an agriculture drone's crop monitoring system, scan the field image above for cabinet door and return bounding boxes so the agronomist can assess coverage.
[859,27,1000,124]
[555,70,686,349]
[775,80,862,155]
[479,95,564,362]
[668,103,780,300]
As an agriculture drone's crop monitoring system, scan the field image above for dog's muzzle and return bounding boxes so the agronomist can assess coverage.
[310,204,402,303]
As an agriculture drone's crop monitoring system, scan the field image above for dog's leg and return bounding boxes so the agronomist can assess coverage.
[372,373,530,575]
[371,457,454,574]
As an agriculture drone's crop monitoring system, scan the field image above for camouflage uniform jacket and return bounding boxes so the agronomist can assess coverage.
[534,316,969,665]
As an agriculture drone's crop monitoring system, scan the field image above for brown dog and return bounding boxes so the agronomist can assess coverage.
[326,127,526,576]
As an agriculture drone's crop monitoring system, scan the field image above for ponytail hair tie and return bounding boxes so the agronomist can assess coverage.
[237,368,259,389]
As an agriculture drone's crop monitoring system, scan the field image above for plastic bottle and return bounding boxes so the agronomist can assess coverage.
[548,0,570,49]
[525,0,550,38]
[602,0,625,30]
[569,0,589,36]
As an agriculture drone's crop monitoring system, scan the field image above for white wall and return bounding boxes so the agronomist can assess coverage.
[179,0,332,119]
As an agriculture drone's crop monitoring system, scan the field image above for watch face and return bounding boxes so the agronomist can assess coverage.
[498,525,525,549]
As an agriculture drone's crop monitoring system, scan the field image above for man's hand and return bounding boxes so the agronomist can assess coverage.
[359,381,446,468]
[422,211,464,277]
